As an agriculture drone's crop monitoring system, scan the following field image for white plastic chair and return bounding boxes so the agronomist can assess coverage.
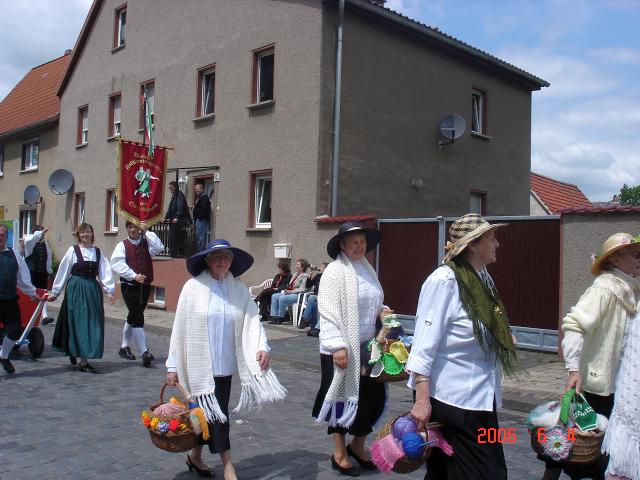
[292,292,312,327]
[249,278,273,299]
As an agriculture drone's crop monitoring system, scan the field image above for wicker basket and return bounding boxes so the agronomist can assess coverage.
[530,426,604,465]
[147,383,198,453]
[376,413,442,474]
[375,370,410,383]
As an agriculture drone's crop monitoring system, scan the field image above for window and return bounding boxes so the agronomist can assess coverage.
[109,93,122,137]
[19,208,36,237]
[471,89,486,135]
[114,4,127,48]
[140,80,155,132]
[0,145,4,176]
[77,105,88,145]
[74,192,86,228]
[152,286,165,306]
[252,46,274,103]
[249,170,272,228]
[21,138,39,170]
[197,65,215,117]
[470,191,487,215]
[106,189,119,232]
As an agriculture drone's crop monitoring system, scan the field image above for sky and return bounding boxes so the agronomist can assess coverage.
[1,0,638,201]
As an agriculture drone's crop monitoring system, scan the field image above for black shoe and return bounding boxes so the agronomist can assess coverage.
[297,319,309,329]
[118,346,136,360]
[69,356,77,365]
[308,327,320,337]
[0,358,15,374]
[186,455,214,477]
[268,317,282,324]
[78,362,96,373]
[347,444,377,471]
[331,455,361,477]
[41,317,54,325]
[142,351,154,367]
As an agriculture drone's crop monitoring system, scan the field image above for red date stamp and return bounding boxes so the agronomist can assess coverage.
[477,427,517,444]
[535,427,576,444]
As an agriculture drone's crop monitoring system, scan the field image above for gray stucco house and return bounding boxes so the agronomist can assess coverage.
[50,0,547,309]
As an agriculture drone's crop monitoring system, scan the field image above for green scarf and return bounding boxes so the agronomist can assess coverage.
[445,257,519,376]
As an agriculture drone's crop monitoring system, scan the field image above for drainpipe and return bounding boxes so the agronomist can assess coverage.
[330,0,345,217]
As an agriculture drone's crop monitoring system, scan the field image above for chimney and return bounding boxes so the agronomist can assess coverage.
[64,49,72,56]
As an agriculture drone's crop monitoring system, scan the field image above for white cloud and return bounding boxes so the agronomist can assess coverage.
[589,47,640,65]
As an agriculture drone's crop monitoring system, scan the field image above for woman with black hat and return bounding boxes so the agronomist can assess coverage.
[166,239,286,479]
[407,213,516,480]
[312,221,391,477]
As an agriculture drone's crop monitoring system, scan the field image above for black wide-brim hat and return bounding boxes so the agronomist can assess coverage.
[326,221,381,259]
[187,238,254,277]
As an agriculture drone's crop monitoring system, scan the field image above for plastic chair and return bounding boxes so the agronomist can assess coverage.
[291,292,312,327]
[249,278,273,299]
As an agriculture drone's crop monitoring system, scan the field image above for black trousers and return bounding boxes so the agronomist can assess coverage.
[312,353,386,437]
[121,283,151,328]
[29,271,48,290]
[0,296,21,341]
[199,376,232,454]
[425,397,507,480]
[254,289,277,317]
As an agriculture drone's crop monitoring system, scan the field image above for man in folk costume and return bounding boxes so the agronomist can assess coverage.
[110,221,164,367]
[0,224,39,375]
[407,214,518,480]
[23,225,54,324]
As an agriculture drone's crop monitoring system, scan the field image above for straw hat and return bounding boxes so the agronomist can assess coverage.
[590,232,639,275]
[187,238,254,277]
[443,213,507,262]
[326,221,381,260]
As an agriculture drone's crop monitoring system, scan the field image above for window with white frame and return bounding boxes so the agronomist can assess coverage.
[19,208,36,237]
[140,82,155,131]
[153,286,165,306]
[109,94,121,137]
[107,190,118,232]
[21,138,39,170]
[254,48,274,103]
[471,89,486,134]
[74,192,85,228]
[251,171,272,228]
[198,67,215,116]
[114,4,126,48]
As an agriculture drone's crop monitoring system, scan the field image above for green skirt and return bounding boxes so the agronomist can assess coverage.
[52,275,104,359]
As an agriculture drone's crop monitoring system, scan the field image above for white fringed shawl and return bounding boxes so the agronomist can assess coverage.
[168,271,286,423]
[316,253,383,428]
[602,313,640,479]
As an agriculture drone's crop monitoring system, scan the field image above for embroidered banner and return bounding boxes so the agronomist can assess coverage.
[116,139,169,227]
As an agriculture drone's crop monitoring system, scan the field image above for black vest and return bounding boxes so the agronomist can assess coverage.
[26,242,48,273]
[0,249,19,300]
[71,245,101,278]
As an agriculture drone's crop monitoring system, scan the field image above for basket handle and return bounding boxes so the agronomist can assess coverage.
[159,382,191,406]
[559,388,576,425]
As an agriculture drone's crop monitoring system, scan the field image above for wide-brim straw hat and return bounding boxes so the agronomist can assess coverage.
[326,221,381,260]
[443,213,507,263]
[590,232,639,275]
[187,238,254,277]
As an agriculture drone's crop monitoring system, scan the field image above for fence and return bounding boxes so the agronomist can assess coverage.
[149,220,196,258]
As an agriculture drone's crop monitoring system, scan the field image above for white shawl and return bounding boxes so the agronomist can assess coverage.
[316,253,383,428]
[168,271,286,423]
[602,313,640,479]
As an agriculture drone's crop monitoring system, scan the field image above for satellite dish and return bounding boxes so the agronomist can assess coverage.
[24,185,41,206]
[438,114,466,144]
[48,169,74,195]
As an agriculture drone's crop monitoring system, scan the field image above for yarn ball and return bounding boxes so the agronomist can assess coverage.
[392,416,417,440]
[402,432,426,460]
[157,421,169,433]
[154,402,187,416]
[189,411,203,435]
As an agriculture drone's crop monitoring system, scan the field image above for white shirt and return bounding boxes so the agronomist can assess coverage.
[22,231,53,274]
[51,245,116,296]
[110,231,164,282]
[406,265,502,412]
[166,274,270,376]
[1,247,37,297]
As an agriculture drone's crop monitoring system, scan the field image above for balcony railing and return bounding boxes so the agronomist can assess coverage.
[149,220,196,258]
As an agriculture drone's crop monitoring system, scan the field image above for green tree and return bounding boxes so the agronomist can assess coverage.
[619,184,640,206]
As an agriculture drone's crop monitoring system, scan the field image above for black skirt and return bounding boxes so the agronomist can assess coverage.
[312,353,386,437]
[198,376,232,454]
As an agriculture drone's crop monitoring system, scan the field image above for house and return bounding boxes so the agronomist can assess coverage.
[0,52,71,244]
[530,172,592,215]
[40,0,546,310]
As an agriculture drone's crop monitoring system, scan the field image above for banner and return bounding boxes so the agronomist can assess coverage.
[116,139,169,227]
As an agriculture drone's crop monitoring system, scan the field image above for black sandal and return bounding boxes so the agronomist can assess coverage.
[347,444,377,471]
[186,455,214,477]
[78,363,96,373]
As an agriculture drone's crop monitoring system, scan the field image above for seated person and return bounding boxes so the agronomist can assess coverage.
[299,262,327,333]
[255,262,291,321]
[268,258,310,325]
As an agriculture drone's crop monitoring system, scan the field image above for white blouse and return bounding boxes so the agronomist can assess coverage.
[406,265,502,412]
[110,231,164,282]
[51,245,116,296]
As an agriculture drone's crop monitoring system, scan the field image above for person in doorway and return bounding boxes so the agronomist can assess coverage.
[192,182,211,252]
[0,224,39,375]
[407,213,516,480]
[165,181,192,257]
[23,225,54,324]
[110,221,164,367]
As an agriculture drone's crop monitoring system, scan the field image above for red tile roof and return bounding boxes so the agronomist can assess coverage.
[0,53,71,137]
[315,215,376,224]
[559,205,640,214]
[530,172,592,214]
